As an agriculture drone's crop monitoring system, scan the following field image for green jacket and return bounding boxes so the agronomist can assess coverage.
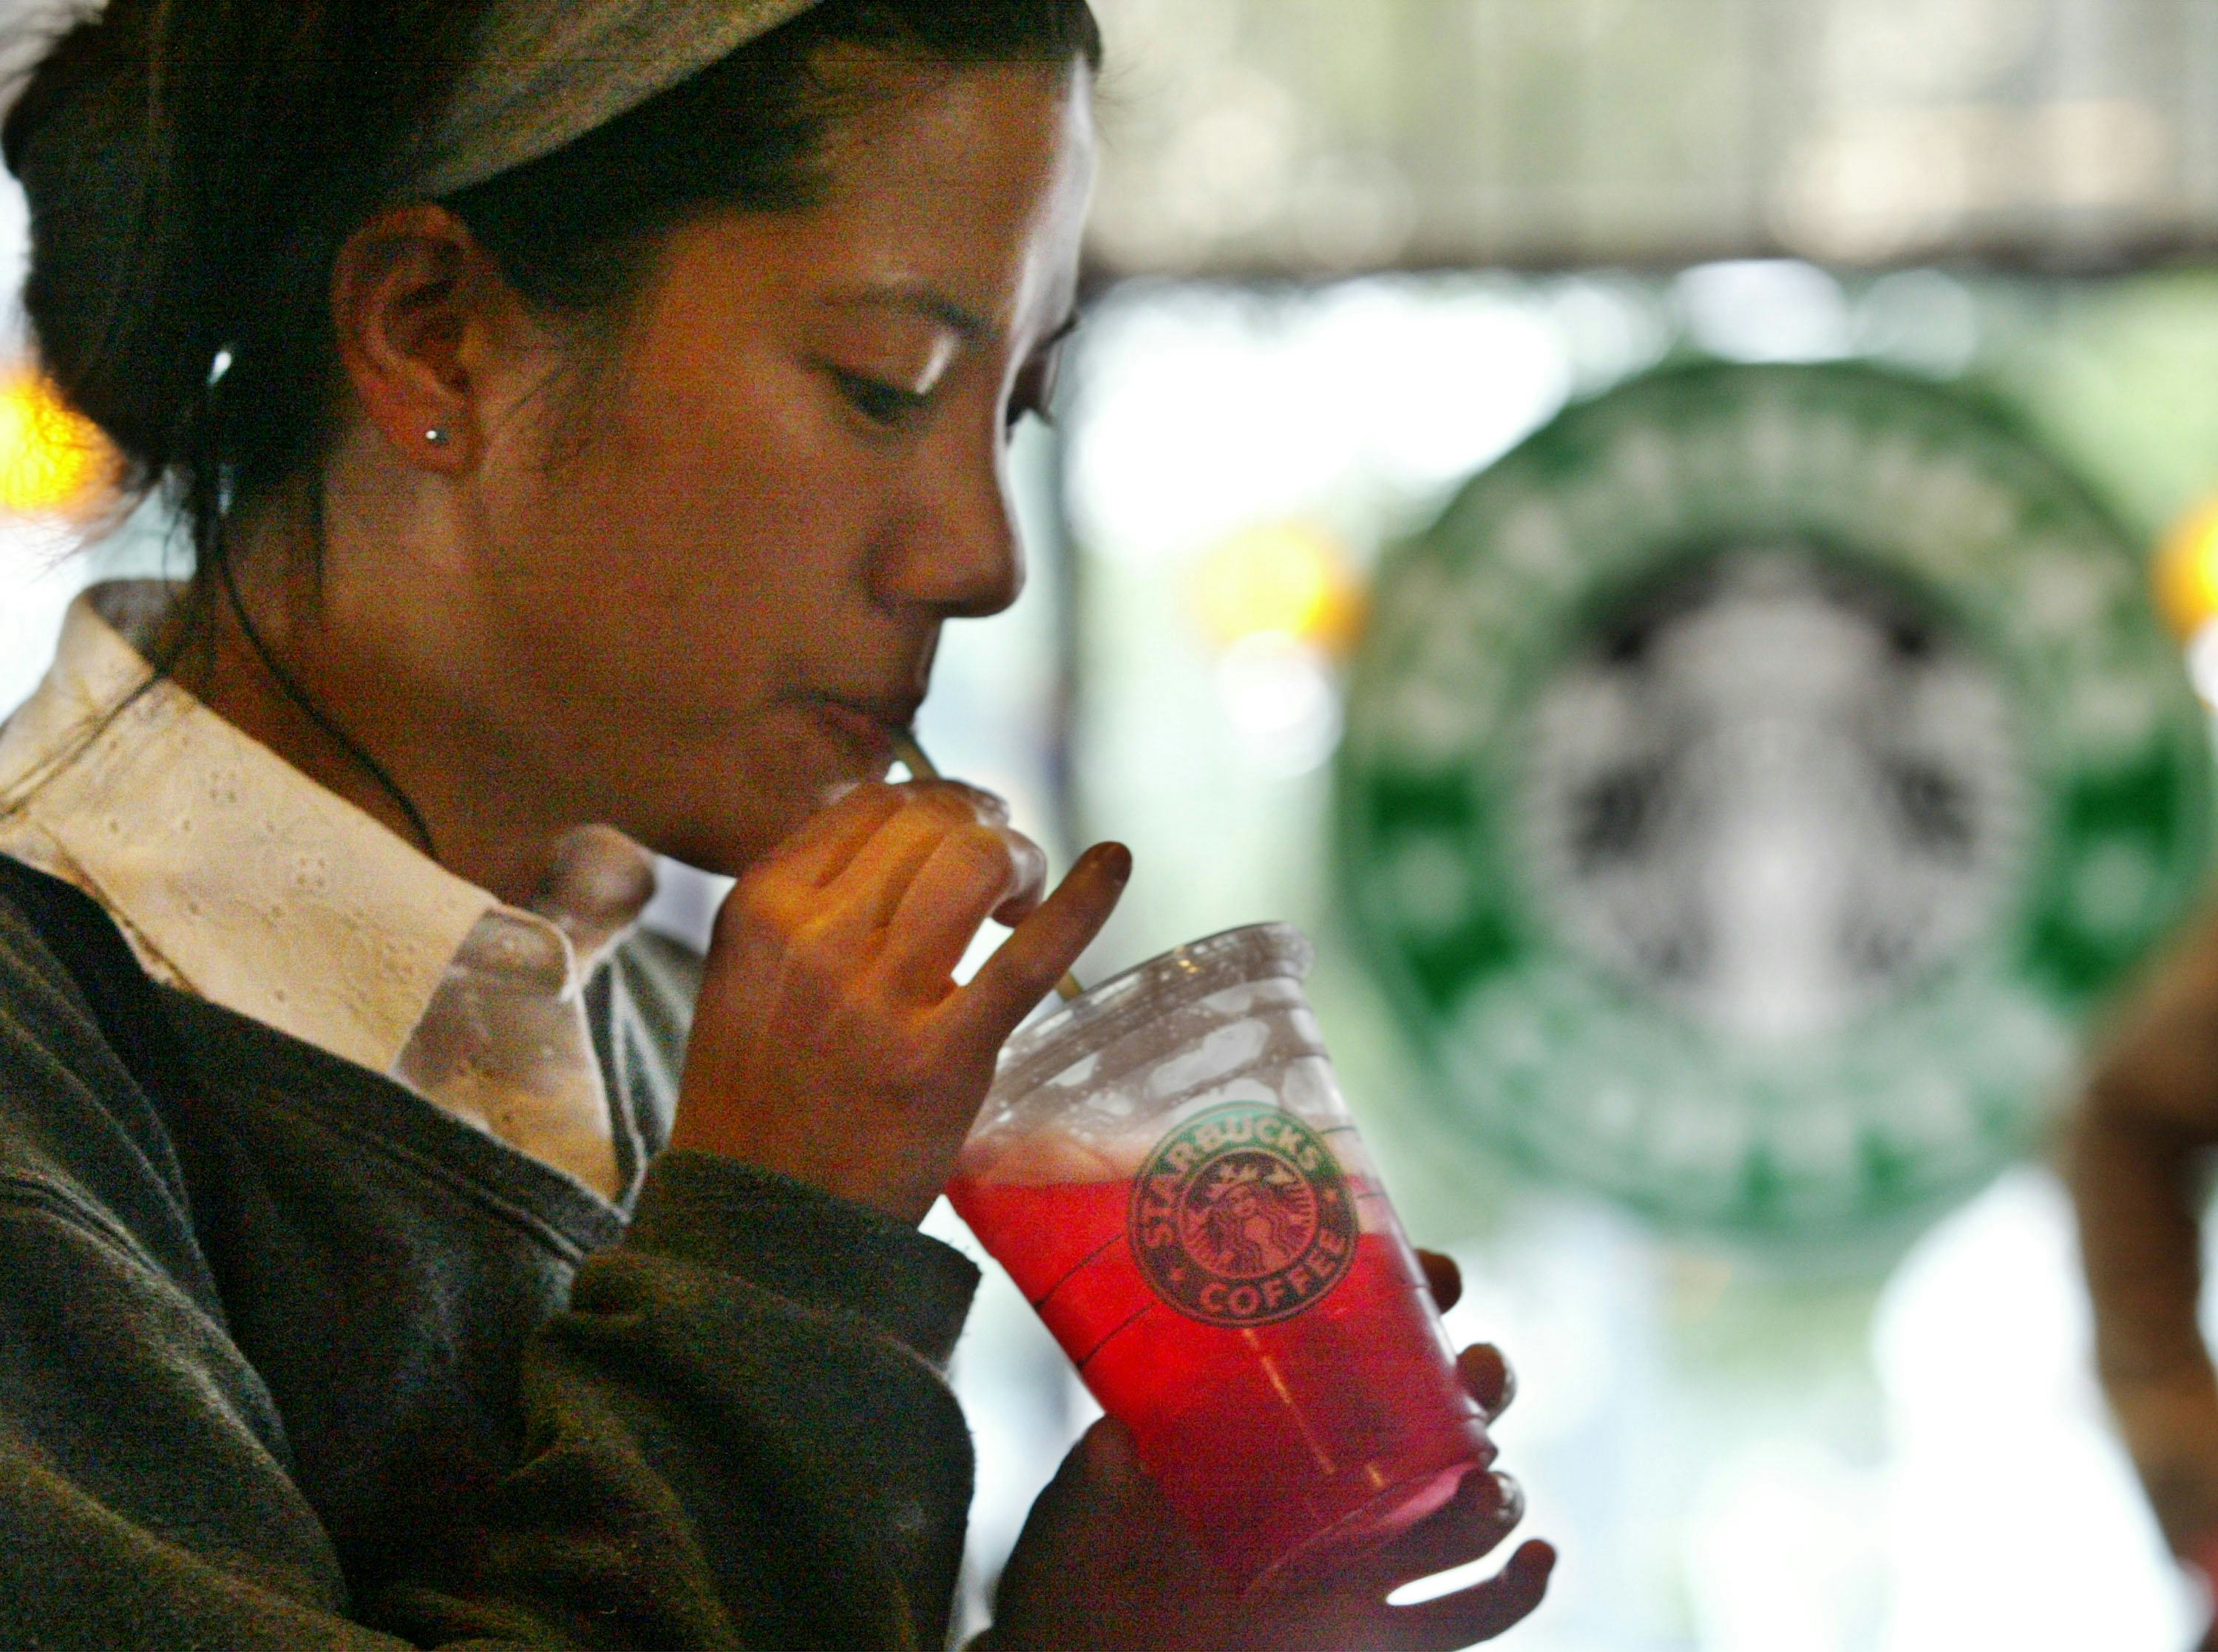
[0,854,980,1649]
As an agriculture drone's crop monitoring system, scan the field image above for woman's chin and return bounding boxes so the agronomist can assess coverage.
[635,723,892,877]
[655,785,841,879]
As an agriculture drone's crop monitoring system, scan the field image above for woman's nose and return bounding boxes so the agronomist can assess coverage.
[877,438,1026,619]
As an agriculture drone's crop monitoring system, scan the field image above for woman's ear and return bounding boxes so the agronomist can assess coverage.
[330,203,516,473]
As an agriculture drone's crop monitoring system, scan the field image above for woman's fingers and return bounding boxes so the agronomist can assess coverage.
[1372,1540,1556,1651]
[821,781,1017,931]
[1357,1470,1525,1588]
[1458,1342,1517,1424]
[676,782,1113,1225]
[955,843,1131,1048]
[878,820,1051,996]
[1416,1248,1462,1311]
[768,781,908,887]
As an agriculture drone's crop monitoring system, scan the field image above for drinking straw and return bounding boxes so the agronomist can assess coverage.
[888,729,1086,1003]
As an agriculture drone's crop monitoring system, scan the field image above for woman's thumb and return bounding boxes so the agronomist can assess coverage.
[1074,1417,1146,1498]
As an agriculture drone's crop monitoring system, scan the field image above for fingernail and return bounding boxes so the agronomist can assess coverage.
[1489,1472,1524,1524]
[946,782,1011,820]
[1096,843,1133,885]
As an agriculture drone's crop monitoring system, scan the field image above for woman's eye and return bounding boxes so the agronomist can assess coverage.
[1005,348,1067,433]
[834,370,931,429]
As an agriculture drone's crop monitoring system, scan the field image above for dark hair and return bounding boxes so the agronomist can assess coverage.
[5,0,1101,547]
[0,0,1099,848]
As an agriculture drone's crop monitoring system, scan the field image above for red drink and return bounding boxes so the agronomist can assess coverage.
[957,925,1493,1592]
[951,1165,1489,1590]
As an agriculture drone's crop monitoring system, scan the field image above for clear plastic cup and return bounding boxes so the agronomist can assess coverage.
[949,923,1491,1594]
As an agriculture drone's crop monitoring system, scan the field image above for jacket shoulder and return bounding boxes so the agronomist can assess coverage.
[0,861,216,1305]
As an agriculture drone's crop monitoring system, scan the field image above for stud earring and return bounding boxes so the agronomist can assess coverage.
[424,426,452,447]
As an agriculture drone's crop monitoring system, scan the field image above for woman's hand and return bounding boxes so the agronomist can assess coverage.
[984,1253,1556,1652]
[2185,1531,2218,1651]
[670,780,1130,1223]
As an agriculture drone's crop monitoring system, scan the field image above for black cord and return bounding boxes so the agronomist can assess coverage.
[211,534,441,863]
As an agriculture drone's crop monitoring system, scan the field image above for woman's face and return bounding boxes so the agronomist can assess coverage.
[342,55,1095,878]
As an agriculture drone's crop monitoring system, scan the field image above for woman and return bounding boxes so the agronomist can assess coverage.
[0,1,1553,1645]
[2069,911,2218,1646]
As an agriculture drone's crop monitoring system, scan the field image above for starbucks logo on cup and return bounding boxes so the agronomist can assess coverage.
[1129,1102,1359,1326]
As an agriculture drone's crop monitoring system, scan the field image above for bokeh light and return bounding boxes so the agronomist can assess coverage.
[0,369,110,517]
[2154,496,2218,641]
[1187,519,1363,656]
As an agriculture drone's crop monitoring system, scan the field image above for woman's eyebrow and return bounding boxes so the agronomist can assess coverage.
[830,282,994,344]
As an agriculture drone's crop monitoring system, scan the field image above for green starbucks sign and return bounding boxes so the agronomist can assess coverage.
[1339,361,2212,1234]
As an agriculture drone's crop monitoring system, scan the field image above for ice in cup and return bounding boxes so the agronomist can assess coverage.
[948,924,1491,1594]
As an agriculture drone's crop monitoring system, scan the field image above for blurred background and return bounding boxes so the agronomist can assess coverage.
[14,0,2218,1645]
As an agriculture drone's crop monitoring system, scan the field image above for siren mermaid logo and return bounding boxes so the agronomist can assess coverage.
[1130,1102,1359,1325]
[1339,360,2213,1235]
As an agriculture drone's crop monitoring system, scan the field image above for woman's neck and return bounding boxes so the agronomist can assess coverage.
[171,510,568,910]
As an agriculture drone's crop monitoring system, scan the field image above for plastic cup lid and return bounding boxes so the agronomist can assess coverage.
[991,922,1314,1101]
